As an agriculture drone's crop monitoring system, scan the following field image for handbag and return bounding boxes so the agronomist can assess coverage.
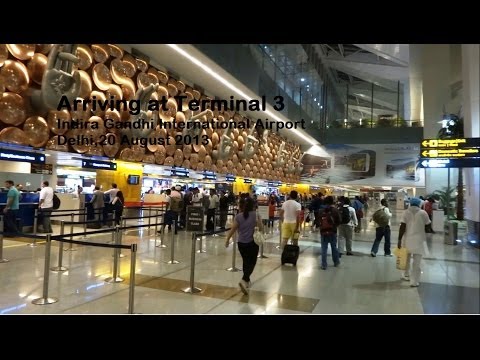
[393,247,408,270]
[253,227,265,245]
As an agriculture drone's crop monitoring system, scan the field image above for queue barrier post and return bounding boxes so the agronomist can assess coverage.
[51,220,67,272]
[32,234,59,305]
[167,220,179,264]
[0,215,9,263]
[182,232,202,294]
[105,226,124,283]
[128,243,137,314]
[226,231,241,272]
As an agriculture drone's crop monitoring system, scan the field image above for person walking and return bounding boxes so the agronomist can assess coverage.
[352,196,364,233]
[397,198,431,287]
[319,196,341,270]
[370,198,393,257]
[337,197,358,256]
[225,197,263,295]
[279,190,301,249]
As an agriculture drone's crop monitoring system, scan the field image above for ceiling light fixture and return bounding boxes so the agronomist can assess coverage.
[300,78,305,82]
[167,44,318,146]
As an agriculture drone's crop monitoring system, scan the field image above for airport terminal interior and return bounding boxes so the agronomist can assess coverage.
[0,44,478,314]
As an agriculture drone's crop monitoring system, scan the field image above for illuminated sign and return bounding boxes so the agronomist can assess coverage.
[31,163,53,174]
[419,158,480,168]
[267,181,282,187]
[82,160,117,170]
[420,148,480,158]
[0,149,45,164]
[203,171,217,180]
[170,167,189,177]
[243,178,252,184]
[421,138,480,148]
[225,174,236,182]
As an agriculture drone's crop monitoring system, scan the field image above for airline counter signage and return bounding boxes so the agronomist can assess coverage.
[82,160,117,170]
[0,149,45,164]
[203,171,217,180]
[267,181,282,187]
[418,158,480,168]
[243,178,252,184]
[171,167,189,177]
[225,174,236,182]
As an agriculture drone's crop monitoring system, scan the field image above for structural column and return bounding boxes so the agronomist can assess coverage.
[461,44,480,241]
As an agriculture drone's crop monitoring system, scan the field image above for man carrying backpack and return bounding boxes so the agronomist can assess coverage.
[337,197,358,256]
[319,196,341,270]
[370,198,393,257]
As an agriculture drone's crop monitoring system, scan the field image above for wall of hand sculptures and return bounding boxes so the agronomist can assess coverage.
[0,44,303,183]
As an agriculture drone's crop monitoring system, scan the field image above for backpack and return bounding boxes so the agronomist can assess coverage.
[53,193,61,210]
[340,206,351,224]
[170,196,184,212]
[372,208,389,227]
[320,207,335,234]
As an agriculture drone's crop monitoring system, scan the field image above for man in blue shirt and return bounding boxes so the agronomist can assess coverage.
[3,180,20,236]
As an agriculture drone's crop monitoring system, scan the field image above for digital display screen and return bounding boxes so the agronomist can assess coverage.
[127,175,140,185]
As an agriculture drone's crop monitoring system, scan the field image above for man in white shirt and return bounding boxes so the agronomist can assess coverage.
[279,190,301,249]
[191,187,203,207]
[206,189,219,231]
[104,183,119,203]
[370,198,393,257]
[39,181,54,233]
[397,197,431,287]
[337,197,358,256]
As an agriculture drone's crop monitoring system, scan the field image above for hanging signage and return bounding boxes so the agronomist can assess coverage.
[243,178,252,184]
[418,158,480,168]
[82,160,117,170]
[225,174,236,182]
[31,163,53,174]
[170,167,189,177]
[267,181,282,187]
[0,149,45,164]
[421,138,480,148]
[420,148,480,158]
[203,171,217,180]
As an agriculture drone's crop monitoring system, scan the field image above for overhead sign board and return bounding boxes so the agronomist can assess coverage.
[420,148,480,158]
[225,174,236,182]
[170,167,189,177]
[244,178,252,184]
[0,149,45,164]
[267,181,282,187]
[421,138,480,148]
[31,163,53,174]
[203,171,217,180]
[82,160,117,170]
[418,158,480,168]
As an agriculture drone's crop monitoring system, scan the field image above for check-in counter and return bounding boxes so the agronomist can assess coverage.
[0,192,39,231]
[51,193,86,223]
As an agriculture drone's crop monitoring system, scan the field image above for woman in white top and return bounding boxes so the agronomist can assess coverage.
[397,197,431,287]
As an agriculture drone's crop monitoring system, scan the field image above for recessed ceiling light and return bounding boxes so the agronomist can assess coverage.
[314,98,317,101]
[301,78,305,82]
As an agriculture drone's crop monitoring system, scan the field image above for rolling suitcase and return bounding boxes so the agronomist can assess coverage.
[281,244,300,266]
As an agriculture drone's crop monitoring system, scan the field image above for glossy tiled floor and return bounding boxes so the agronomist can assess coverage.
[0,205,478,314]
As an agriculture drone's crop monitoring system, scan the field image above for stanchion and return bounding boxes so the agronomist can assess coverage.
[29,209,38,247]
[118,216,126,258]
[0,215,9,263]
[128,243,137,314]
[226,232,241,272]
[258,225,268,259]
[167,220,179,264]
[301,213,309,238]
[196,233,206,253]
[33,208,38,236]
[183,233,202,293]
[105,226,124,283]
[276,220,282,249]
[147,207,151,233]
[154,209,159,239]
[212,211,218,237]
[51,220,67,272]
[32,234,59,305]
[65,213,76,251]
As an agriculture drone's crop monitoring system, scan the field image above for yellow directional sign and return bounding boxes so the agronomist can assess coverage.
[421,138,480,148]
[420,148,480,158]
